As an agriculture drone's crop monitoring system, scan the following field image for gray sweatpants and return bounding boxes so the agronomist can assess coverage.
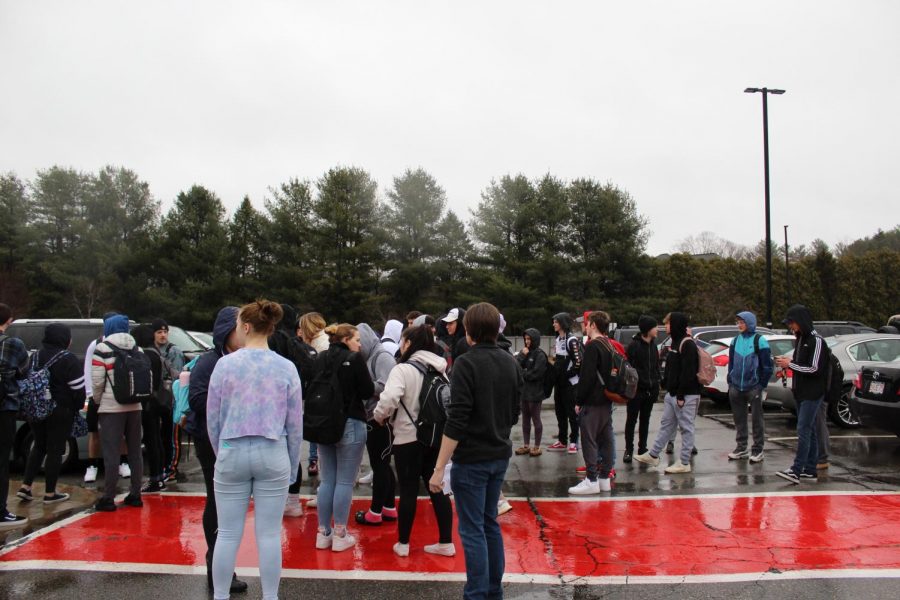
[729,387,765,454]
[816,399,830,463]
[651,394,700,465]
[578,403,613,481]
[99,411,143,500]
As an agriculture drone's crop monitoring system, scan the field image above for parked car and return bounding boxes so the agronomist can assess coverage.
[658,325,776,372]
[5,318,207,469]
[771,333,900,428]
[704,334,797,407]
[850,364,900,437]
[189,331,214,350]
[813,321,876,337]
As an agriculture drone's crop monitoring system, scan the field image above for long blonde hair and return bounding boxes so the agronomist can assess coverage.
[298,312,326,343]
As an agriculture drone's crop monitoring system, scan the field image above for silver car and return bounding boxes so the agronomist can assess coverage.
[768,333,900,428]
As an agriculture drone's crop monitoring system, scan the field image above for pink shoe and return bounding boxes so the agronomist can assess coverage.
[382,506,398,521]
[546,441,566,452]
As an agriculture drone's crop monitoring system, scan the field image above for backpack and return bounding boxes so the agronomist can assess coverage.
[597,339,639,404]
[679,337,717,386]
[103,341,154,404]
[824,346,844,404]
[171,355,200,425]
[18,351,68,422]
[303,350,349,444]
[398,361,451,449]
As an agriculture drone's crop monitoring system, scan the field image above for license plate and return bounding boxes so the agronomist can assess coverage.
[870,381,885,395]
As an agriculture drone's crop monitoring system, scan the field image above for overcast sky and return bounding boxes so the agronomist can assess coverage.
[2,1,897,255]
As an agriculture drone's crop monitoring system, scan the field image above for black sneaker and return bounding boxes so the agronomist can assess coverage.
[665,441,675,454]
[799,472,818,481]
[16,487,33,502]
[0,511,28,529]
[692,447,699,456]
[43,493,70,504]
[123,494,143,508]
[141,480,166,494]
[231,573,249,594]
[163,470,178,483]
[623,452,633,463]
[95,497,117,512]
[776,469,800,484]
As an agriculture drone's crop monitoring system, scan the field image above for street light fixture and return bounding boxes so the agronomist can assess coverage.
[745,86,786,327]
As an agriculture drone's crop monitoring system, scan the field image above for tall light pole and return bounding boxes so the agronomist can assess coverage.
[745,86,785,327]
[784,224,791,305]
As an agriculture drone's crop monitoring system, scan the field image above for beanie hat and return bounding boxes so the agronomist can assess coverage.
[151,318,168,332]
[638,315,658,335]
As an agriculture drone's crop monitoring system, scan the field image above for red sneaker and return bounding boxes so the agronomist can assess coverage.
[576,465,587,475]
[547,441,566,452]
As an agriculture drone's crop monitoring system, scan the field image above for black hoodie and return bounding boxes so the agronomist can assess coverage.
[186,306,239,439]
[626,333,661,391]
[784,304,828,402]
[664,312,701,398]
[517,328,548,403]
[37,323,86,412]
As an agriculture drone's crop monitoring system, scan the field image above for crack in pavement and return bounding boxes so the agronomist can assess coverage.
[512,462,568,590]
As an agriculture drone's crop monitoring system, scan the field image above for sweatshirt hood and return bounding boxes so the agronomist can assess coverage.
[408,349,448,374]
[213,306,239,355]
[279,304,298,333]
[382,319,403,344]
[103,314,129,337]
[552,312,573,332]
[668,312,689,344]
[41,323,71,350]
[104,331,136,350]
[524,328,542,347]
[736,311,758,334]
[357,323,381,359]
[784,304,814,336]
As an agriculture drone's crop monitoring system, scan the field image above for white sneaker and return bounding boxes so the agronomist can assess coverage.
[357,471,373,485]
[424,542,456,556]
[84,465,98,483]
[283,494,303,517]
[633,452,660,467]
[728,449,750,460]
[332,532,357,553]
[596,477,612,492]
[749,452,765,463]
[567,443,578,454]
[497,500,513,515]
[118,463,131,479]
[568,478,601,495]
[315,529,333,550]
[664,462,692,474]
[393,542,410,557]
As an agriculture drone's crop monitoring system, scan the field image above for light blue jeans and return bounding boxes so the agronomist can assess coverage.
[317,418,367,533]
[213,436,290,600]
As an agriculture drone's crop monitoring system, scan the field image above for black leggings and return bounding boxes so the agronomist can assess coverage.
[625,386,658,454]
[521,401,543,447]
[393,442,452,545]
[194,434,218,568]
[365,421,396,512]
[23,404,74,494]
[553,380,578,444]
[141,401,165,480]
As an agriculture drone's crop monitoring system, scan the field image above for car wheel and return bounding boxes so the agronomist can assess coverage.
[829,386,860,429]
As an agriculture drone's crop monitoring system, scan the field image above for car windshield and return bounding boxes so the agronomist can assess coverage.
[166,326,206,353]
[769,339,796,357]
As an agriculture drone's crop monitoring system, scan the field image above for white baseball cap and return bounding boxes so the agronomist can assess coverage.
[442,308,460,323]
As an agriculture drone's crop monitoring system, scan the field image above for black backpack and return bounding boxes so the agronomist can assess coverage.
[104,341,154,405]
[541,351,556,399]
[303,350,348,444]
[825,347,844,404]
[399,361,451,449]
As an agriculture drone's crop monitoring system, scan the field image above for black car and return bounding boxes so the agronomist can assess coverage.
[813,321,876,337]
[850,364,900,437]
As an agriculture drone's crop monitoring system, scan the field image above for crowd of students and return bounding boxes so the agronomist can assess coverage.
[0,300,835,600]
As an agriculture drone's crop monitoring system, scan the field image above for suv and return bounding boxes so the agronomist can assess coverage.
[813,321,876,337]
[5,318,207,470]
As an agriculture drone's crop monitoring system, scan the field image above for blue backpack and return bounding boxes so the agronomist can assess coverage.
[171,356,199,425]
[18,351,69,422]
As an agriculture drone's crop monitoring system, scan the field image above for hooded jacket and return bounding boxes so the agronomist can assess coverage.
[517,329,548,402]
[552,312,583,383]
[269,305,317,390]
[381,319,403,357]
[92,317,142,414]
[626,332,660,391]
[664,312,701,398]
[315,341,375,425]
[727,311,774,392]
[358,323,398,420]
[374,350,448,445]
[576,335,614,407]
[37,323,86,412]
[186,307,238,439]
[784,304,828,402]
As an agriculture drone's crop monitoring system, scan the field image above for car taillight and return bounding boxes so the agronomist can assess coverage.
[784,369,793,379]
[713,355,729,366]
[854,372,863,390]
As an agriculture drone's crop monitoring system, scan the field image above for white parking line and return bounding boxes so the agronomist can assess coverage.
[768,435,898,442]
[0,509,93,556]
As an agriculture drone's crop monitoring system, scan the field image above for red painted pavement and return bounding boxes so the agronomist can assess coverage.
[3,493,900,577]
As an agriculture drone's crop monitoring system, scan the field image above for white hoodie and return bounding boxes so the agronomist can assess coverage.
[381,319,403,357]
[374,350,448,445]
[91,332,142,414]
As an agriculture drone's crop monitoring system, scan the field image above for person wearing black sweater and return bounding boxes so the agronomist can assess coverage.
[132,325,166,493]
[569,311,615,494]
[635,312,700,474]
[314,324,375,553]
[17,323,85,505]
[624,316,661,462]
[429,303,522,600]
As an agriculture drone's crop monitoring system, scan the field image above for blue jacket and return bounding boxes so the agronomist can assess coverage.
[727,311,774,392]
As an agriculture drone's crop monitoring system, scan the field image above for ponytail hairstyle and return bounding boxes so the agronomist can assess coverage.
[239,299,284,337]
[399,325,434,363]
[324,323,357,345]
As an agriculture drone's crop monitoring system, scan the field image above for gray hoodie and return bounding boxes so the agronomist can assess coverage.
[358,323,398,421]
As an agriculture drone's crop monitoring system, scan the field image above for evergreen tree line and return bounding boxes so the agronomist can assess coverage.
[1,166,896,332]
